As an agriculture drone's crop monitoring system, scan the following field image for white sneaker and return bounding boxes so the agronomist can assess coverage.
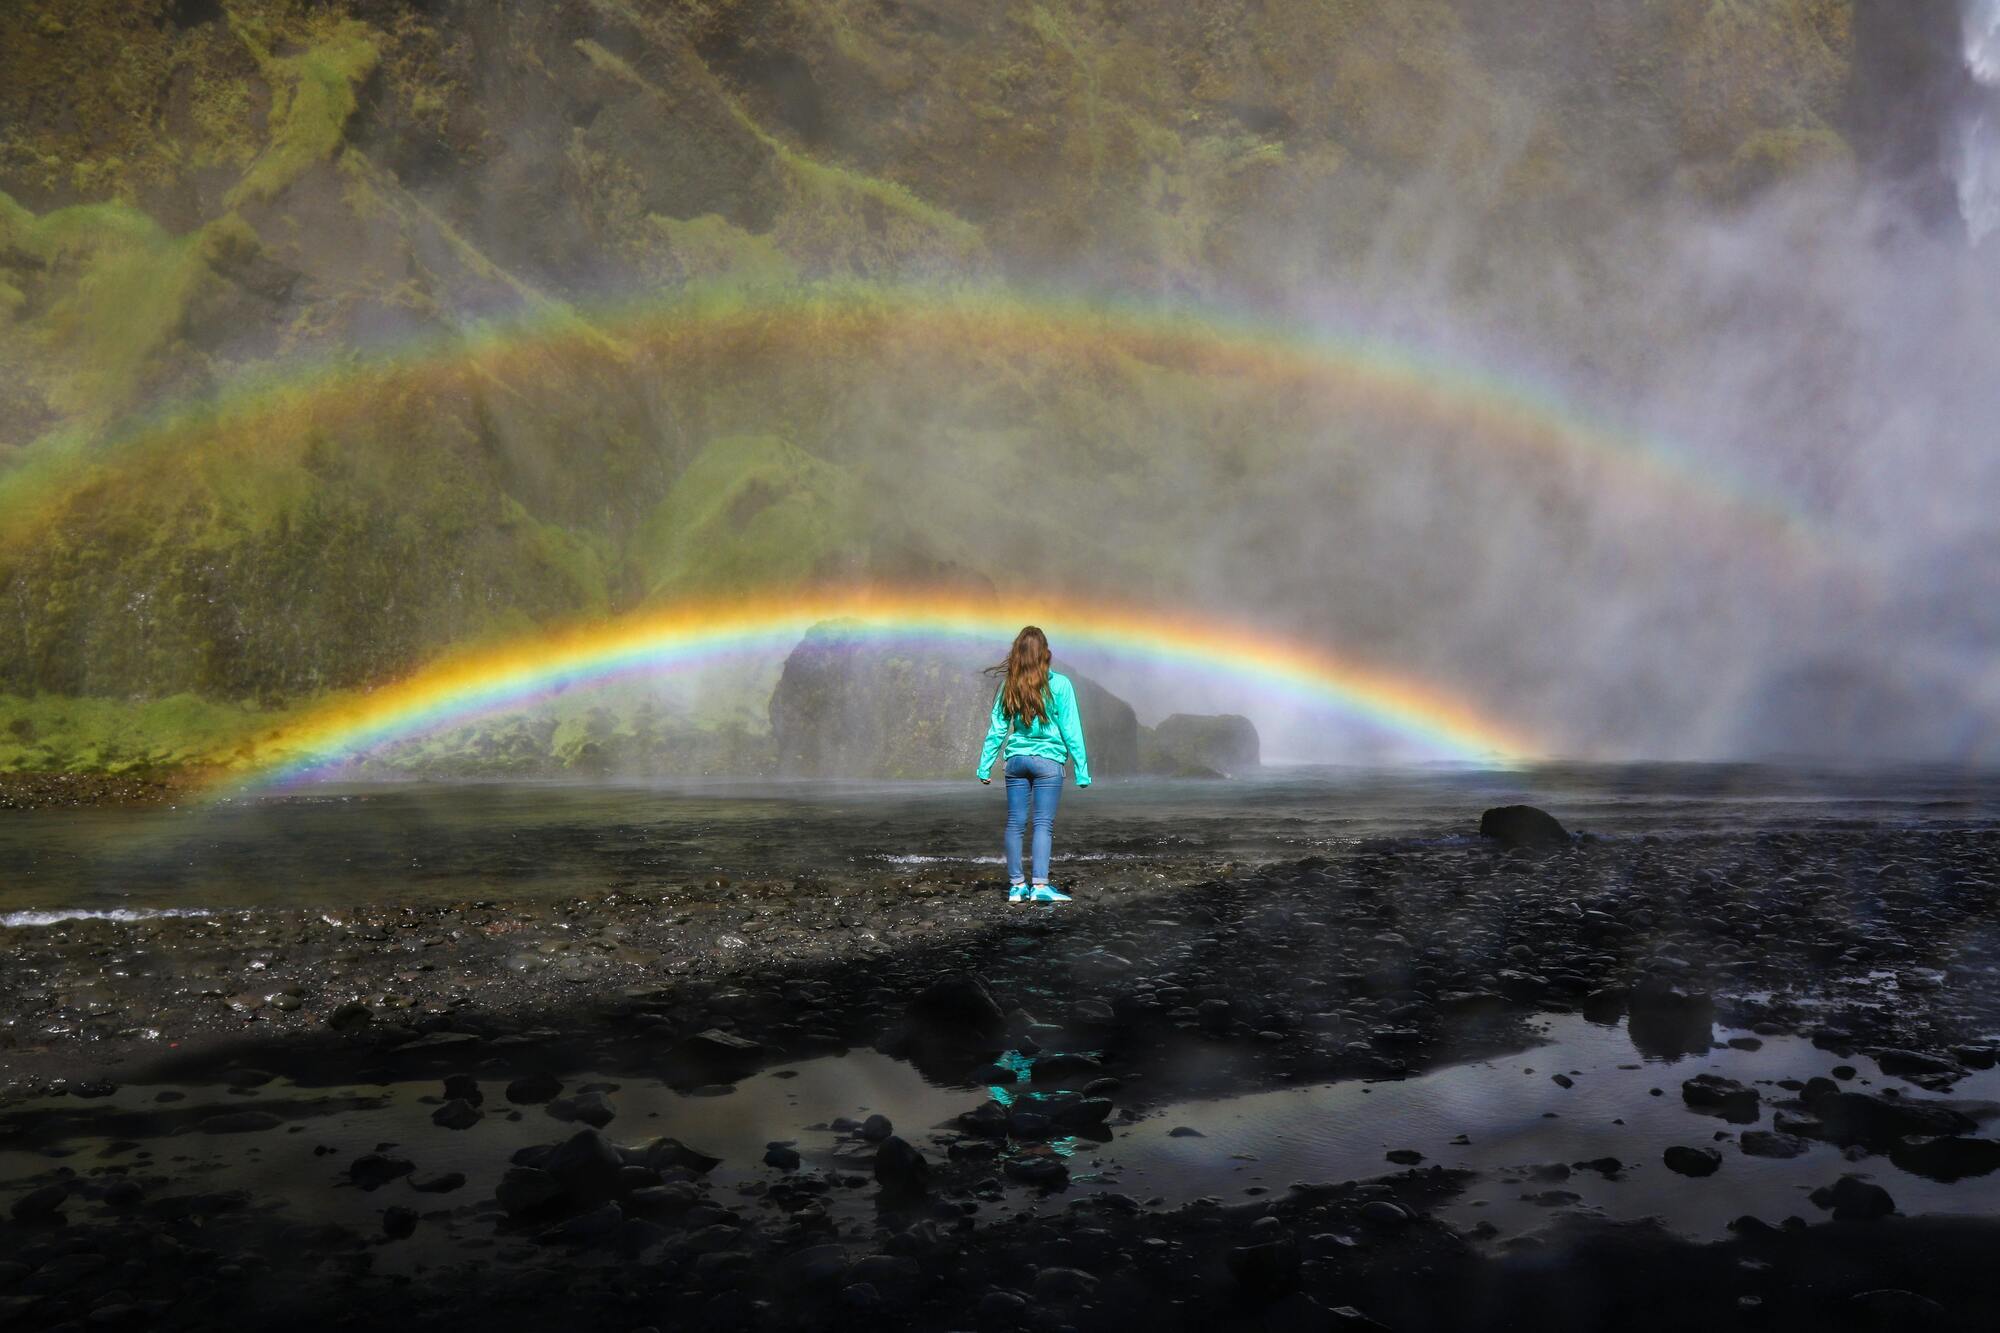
[1008,884,1030,903]
[1029,884,1071,903]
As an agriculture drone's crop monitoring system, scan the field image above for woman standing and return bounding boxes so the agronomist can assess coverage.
[976,626,1090,903]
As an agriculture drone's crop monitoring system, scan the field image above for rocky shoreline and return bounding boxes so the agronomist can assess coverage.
[0,771,209,812]
[3,823,1999,1329]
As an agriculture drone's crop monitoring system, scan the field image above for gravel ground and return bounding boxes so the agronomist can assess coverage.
[2,821,1998,1330]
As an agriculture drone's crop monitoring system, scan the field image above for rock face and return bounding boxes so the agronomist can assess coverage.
[1140,714,1261,776]
[769,626,1138,778]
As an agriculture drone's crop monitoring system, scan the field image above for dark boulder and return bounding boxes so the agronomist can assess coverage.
[1800,1090,1975,1148]
[1682,1074,1760,1123]
[907,973,1006,1043]
[769,627,1139,778]
[544,1128,626,1204]
[496,1167,563,1215]
[1740,1131,1810,1159]
[1663,1145,1723,1177]
[506,1071,564,1104]
[873,1135,930,1199]
[348,1154,415,1190]
[1478,805,1571,849]
[547,1091,616,1127]
[10,1183,67,1222]
[1809,1175,1895,1221]
[1141,713,1261,776]
[1887,1135,2000,1182]
[1628,979,1715,1058]
[637,1137,723,1175]
[431,1098,483,1130]
[667,1029,765,1083]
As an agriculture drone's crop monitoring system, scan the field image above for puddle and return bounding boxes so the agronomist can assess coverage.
[0,1051,973,1274]
[1097,1015,2000,1242]
[6,1016,1998,1264]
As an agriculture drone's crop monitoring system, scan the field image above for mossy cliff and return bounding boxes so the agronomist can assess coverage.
[0,0,1944,771]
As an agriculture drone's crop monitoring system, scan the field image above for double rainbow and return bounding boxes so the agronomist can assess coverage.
[226,585,1545,791]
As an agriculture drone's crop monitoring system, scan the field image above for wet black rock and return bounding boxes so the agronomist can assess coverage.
[381,1205,419,1239]
[1358,1200,1411,1227]
[1033,1267,1101,1300]
[1224,1239,1300,1298]
[442,1073,482,1105]
[547,1091,616,1127]
[859,1113,892,1142]
[1629,981,1716,1058]
[1664,1145,1723,1177]
[545,1128,625,1203]
[200,1110,283,1134]
[1682,1074,1760,1123]
[1740,1131,1809,1159]
[506,1072,563,1104]
[1810,1175,1895,1221]
[1887,1135,2000,1182]
[637,1138,722,1175]
[1386,1149,1424,1165]
[10,1183,66,1222]
[906,973,1007,1043]
[763,1145,800,1171]
[1003,1155,1069,1188]
[873,1135,930,1198]
[542,1200,624,1245]
[668,1029,765,1082]
[410,1172,466,1193]
[1799,1091,1975,1148]
[1872,1048,1967,1087]
[1478,805,1571,849]
[348,1154,415,1190]
[327,1001,372,1031]
[431,1098,483,1130]
[1168,1126,1205,1138]
[496,1166,562,1215]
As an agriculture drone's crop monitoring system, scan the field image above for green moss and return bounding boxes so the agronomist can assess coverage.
[634,435,863,597]
[0,692,286,773]
[649,212,799,290]
[227,20,381,207]
[0,192,210,422]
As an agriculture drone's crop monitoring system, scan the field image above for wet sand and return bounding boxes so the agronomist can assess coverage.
[3,822,1999,1329]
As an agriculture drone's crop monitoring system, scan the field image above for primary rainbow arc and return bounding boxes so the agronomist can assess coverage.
[225,586,1546,792]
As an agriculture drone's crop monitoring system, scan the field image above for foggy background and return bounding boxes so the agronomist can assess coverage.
[2,0,1999,768]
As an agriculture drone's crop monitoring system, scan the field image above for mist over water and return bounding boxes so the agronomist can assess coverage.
[1962,0,2000,240]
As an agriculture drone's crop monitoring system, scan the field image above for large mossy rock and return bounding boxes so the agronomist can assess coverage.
[1141,714,1261,777]
[769,624,1137,779]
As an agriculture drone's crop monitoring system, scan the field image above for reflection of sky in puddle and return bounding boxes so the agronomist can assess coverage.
[5,1018,1998,1262]
[1098,1015,2000,1241]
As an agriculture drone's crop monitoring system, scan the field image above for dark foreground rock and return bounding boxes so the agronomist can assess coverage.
[1478,804,1572,849]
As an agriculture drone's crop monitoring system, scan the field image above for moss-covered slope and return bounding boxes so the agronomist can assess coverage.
[0,0,1907,770]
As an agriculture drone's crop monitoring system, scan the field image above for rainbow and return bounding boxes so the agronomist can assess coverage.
[222,585,1545,792]
[3,281,1819,552]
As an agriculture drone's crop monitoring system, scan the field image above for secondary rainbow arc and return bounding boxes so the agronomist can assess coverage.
[2,282,1819,554]
[223,587,1546,792]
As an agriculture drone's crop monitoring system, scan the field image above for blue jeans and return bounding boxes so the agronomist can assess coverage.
[1003,754,1064,884]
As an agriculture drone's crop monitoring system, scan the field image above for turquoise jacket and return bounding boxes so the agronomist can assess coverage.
[977,671,1091,785]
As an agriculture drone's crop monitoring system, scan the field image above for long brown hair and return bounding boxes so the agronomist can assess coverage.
[987,626,1052,725]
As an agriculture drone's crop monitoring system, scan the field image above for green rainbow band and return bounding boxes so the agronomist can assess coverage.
[228,585,1545,792]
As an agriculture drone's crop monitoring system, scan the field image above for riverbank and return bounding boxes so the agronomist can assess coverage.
[3,823,1998,1329]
